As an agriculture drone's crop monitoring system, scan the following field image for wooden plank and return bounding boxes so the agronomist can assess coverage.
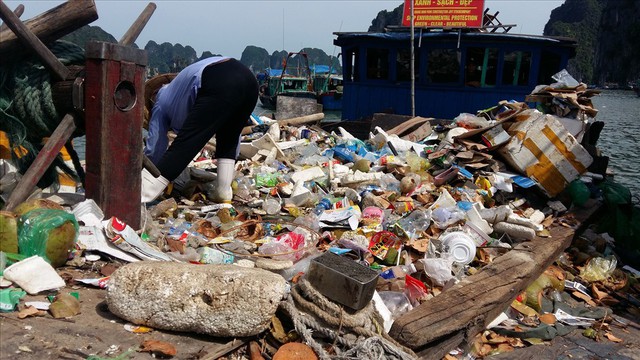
[386,116,432,136]
[3,114,77,211]
[0,0,98,56]
[198,338,249,360]
[389,204,601,356]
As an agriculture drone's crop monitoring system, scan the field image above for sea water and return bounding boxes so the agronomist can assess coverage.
[592,90,640,196]
[72,90,640,195]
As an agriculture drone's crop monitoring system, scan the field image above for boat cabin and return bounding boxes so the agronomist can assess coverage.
[333,30,577,120]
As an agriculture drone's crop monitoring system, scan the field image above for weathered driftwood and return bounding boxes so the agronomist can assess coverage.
[0,0,98,56]
[389,204,600,359]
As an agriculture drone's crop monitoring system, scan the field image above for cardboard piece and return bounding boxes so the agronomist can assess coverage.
[498,111,593,197]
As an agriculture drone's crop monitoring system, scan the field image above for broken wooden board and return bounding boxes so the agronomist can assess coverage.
[389,202,602,359]
[275,96,321,121]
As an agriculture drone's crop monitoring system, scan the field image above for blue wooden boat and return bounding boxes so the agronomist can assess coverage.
[258,52,316,110]
[333,29,577,120]
[311,64,343,111]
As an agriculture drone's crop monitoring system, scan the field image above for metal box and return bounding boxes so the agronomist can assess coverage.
[306,252,378,311]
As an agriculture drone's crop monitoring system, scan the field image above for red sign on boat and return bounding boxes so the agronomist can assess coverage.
[402,0,485,28]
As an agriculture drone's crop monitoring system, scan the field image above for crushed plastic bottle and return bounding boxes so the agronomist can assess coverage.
[379,263,417,280]
[314,198,332,215]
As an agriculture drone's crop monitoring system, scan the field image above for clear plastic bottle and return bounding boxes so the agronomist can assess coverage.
[398,209,432,239]
[313,197,332,215]
[262,197,281,215]
[379,263,417,280]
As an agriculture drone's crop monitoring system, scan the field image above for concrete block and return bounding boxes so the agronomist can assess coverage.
[107,261,288,337]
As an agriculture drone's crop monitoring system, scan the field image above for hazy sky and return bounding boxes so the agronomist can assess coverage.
[4,0,564,59]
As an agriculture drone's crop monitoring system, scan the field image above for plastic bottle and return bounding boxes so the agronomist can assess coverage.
[397,209,432,239]
[379,263,417,280]
[262,197,281,215]
[314,197,332,215]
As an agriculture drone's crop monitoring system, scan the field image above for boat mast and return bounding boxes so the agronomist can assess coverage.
[410,0,415,117]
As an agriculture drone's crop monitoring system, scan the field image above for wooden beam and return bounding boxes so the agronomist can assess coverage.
[119,2,156,46]
[3,114,77,211]
[0,0,69,80]
[0,0,98,56]
[389,204,601,357]
[0,3,23,33]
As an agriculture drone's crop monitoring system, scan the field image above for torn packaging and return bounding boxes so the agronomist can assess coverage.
[498,111,593,197]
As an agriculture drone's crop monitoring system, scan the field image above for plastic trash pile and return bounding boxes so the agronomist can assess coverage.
[1,71,639,359]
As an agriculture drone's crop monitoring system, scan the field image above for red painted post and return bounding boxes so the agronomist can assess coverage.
[84,41,147,228]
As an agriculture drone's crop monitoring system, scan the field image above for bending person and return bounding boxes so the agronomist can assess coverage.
[142,57,258,203]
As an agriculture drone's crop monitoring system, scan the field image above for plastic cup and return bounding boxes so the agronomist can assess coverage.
[440,232,476,265]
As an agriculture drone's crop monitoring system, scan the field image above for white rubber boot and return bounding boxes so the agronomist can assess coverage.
[209,158,235,203]
[141,168,169,203]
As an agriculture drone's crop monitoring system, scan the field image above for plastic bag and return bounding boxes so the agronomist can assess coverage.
[18,209,79,268]
[454,113,491,129]
[378,291,413,319]
[580,256,617,282]
[404,274,429,306]
[0,288,26,312]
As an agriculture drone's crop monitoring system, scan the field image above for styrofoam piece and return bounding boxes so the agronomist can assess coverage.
[72,199,104,227]
[3,256,66,294]
[493,222,536,241]
[507,214,543,231]
[466,203,493,234]
[371,291,394,333]
[291,166,325,183]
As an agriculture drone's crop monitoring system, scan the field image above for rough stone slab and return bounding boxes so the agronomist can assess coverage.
[107,261,288,337]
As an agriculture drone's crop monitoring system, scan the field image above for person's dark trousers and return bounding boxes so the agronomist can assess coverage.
[157,59,258,181]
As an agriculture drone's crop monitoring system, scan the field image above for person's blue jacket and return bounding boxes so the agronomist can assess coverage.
[144,56,230,164]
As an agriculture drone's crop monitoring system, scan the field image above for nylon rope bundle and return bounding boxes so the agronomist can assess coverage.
[279,278,417,360]
[0,40,85,189]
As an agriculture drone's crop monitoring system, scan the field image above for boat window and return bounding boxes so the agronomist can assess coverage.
[396,49,420,82]
[366,48,390,80]
[427,48,459,83]
[538,50,562,84]
[466,47,498,87]
[502,51,532,86]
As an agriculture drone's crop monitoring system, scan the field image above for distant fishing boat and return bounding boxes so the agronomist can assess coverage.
[311,64,343,111]
[257,52,316,110]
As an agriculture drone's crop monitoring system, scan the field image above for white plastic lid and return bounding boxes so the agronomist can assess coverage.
[440,232,476,265]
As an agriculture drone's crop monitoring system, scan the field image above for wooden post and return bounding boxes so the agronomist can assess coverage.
[119,2,156,46]
[0,0,98,56]
[0,4,24,33]
[84,41,147,228]
[3,114,77,211]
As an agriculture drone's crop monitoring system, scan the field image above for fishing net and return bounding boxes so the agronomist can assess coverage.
[0,40,85,190]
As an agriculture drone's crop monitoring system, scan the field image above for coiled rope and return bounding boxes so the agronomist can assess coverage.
[279,278,417,360]
[0,40,85,189]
